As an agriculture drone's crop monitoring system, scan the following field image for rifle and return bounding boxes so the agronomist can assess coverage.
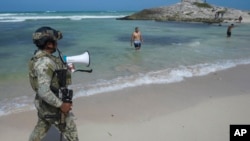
[45,48,92,141]
[57,69,73,141]
[44,69,73,141]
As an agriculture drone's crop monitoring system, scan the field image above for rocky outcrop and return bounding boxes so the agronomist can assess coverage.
[117,0,250,23]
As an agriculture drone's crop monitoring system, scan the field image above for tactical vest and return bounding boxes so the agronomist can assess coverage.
[29,51,71,94]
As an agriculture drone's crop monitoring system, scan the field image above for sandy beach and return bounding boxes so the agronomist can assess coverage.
[1,64,250,141]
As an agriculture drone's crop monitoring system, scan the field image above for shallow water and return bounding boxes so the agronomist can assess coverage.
[0,11,250,116]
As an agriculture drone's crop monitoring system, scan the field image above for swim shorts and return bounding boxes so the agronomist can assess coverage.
[134,40,141,47]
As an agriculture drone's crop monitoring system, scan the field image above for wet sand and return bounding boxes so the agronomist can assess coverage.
[1,64,250,141]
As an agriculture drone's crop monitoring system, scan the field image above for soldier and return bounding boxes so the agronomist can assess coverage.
[28,26,79,141]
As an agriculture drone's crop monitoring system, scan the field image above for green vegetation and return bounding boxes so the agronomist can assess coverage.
[193,2,212,8]
[185,12,194,16]
[217,10,226,14]
[217,8,227,14]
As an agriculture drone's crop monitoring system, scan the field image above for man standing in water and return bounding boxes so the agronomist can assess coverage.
[131,27,143,50]
[227,24,234,38]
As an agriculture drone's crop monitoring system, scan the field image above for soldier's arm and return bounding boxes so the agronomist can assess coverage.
[35,57,63,108]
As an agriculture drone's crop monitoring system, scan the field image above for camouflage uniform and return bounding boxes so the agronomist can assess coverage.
[29,50,78,141]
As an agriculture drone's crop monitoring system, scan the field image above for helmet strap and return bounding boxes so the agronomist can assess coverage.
[57,48,67,66]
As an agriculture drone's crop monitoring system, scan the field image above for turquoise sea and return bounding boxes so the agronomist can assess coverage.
[0,11,250,116]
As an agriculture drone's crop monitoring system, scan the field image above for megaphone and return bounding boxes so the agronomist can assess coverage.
[63,51,90,67]
[63,51,92,73]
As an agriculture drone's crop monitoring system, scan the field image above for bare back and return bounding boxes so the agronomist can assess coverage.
[132,31,142,41]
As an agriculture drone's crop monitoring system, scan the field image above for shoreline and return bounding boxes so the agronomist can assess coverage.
[1,64,250,141]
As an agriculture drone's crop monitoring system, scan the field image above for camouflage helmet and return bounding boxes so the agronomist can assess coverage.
[32,26,62,48]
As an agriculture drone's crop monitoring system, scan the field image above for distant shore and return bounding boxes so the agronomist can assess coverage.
[117,1,250,24]
[1,64,250,141]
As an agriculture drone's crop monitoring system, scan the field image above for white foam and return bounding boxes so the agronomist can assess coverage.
[74,59,250,98]
[1,59,250,117]
[0,96,34,117]
[188,41,201,47]
[0,14,125,22]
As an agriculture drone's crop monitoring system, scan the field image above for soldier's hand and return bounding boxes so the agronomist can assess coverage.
[60,103,72,113]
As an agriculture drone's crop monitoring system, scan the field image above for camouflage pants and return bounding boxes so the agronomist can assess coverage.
[29,112,79,141]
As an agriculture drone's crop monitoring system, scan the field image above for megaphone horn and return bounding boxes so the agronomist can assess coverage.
[63,51,90,67]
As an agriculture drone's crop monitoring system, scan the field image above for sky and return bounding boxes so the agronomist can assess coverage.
[1,0,250,12]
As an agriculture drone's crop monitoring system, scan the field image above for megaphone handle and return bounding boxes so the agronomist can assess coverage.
[75,69,93,73]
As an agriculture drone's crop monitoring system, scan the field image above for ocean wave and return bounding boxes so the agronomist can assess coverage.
[74,59,250,97]
[0,14,125,22]
[1,59,250,117]
[0,96,35,117]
